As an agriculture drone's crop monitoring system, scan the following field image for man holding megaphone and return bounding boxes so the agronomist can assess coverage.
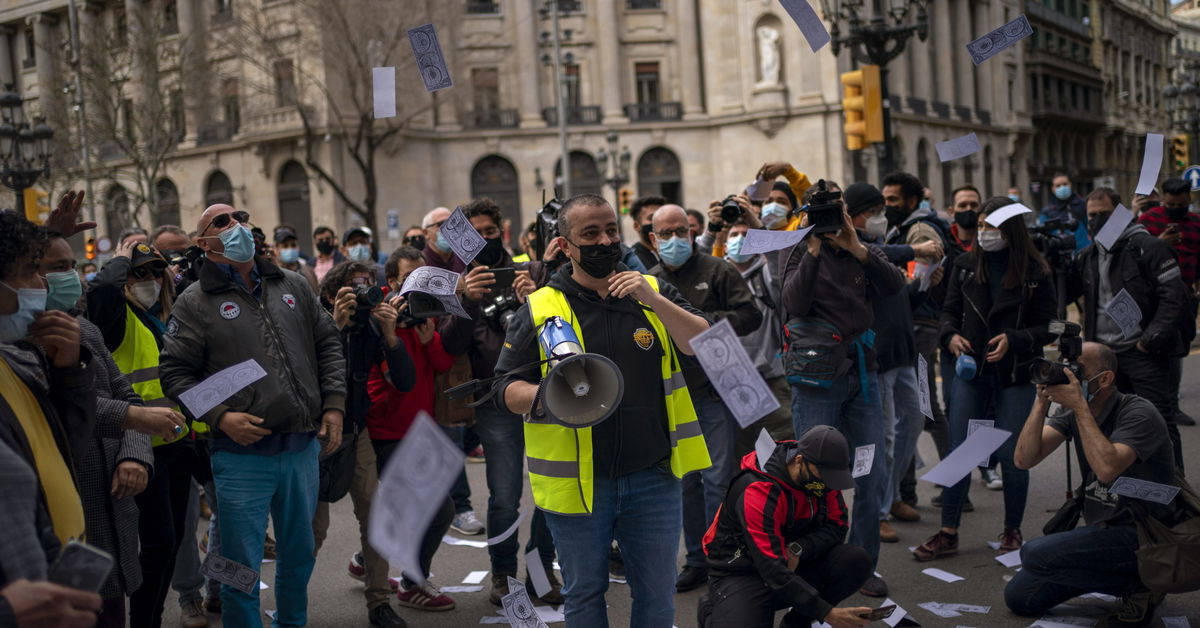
[493,193,713,628]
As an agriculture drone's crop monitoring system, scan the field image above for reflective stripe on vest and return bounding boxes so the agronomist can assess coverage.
[523,274,711,515]
[110,304,190,446]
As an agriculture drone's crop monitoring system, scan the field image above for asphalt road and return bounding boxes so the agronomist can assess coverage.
[164,351,1200,628]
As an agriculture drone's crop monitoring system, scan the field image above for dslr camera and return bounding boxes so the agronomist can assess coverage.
[720,195,745,224]
[806,179,845,236]
[349,283,385,326]
[481,292,521,331]
[394,291,447,327]
[1028,320,1084,385]
[1028,217,1077,267]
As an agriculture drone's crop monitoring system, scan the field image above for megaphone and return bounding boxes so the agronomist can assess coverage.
[537,316,624,428]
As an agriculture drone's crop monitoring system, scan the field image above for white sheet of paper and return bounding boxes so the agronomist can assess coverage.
[922,567,965,583]
[1110,476,1180,505]
[852,444,874,479]
[500,584,549,628]
[372,67,396,119]
[967,420,995,467]
[1080,592,1118,602]
[966,14,1033,65]
[1031,617,1098,628]
[755,428,776,471]
[534,605,565,624]
[917,354,932,420]
[1093,204,1134,251]
[920,426,1011,487]
[777,0,830,52]
[443,585,484,593]
[507,576,525,595]
[918,602,962,618]
[1162,617,1192,628]
[200,553,259,595]
[691,319,780,428]
[984,203,1034,228]
[741,226,813,255]
[1135,133,1164,195]
[487,509,526,546]
[995,550,1022,568]
[178,359,267,420]
[259,580,268,590]
[936,133,982,163]
[463,570,489,585]
[441,206,488,265]
[369,413,465,586]
[747,179,774,201]
[1103,289,1144,341]
[882,598,909,628]
[916,257,945,292]
[525,551,552,599]
[400,266,460,296]
[442,535,490,549]
[943,603,990,614]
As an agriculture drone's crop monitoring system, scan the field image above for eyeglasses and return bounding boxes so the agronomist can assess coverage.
[130,266,164,280]
[201,210,250,236]
[656,226,691,239]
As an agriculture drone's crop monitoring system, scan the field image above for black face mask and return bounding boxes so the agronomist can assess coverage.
[639,223,654,240]
[1087,212,1111,239]
[571,241,622,279]
[1166,205,1190,220]
[953,210,979,230]
[315,240,336,255]
[884,205,908,228]
[404,235,426,251]
[475,236,505,267]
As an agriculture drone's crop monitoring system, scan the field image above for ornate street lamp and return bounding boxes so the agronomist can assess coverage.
[0,86,53,215]
[596,130,631,235]
[820,0,928,173]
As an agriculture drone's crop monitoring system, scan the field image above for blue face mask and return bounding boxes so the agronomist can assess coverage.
[657,236,693,267]
[1081,373,1103,403]
[0,280,47,344]
[1054,185,1072,201]
[726,234,753,264]
[45,271,83,312]
[761,203,788,229]
[278,247,300,264]
[919,200,931,212]
[436,229,450,253]
[347,243,372,263]
[84,272,97,282]
[217,225,256,263]
[1007,194,1020,202]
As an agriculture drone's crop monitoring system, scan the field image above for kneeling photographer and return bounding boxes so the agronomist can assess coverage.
[314,260,416,626]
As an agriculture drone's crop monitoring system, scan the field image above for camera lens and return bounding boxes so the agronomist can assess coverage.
[354,285,384,308]
[720,198,743,224]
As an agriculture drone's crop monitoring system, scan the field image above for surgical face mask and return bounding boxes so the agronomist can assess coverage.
[347,243,372,263]
[45,271,83,312]
[475,236,505,267]
[1081,372,1104,403]
[571,240,622,278]
[954,210,979,230]
[0,280,46,344]
[1087,212,1111,240]
[217,225,256,263]
[865,213,888,238]
[435,229,450,253]
[278,247,300,264]
[657,236,693,267]
[761,202,788,229]
[977,229,1008,252]
[726,234,752,264]
[1007,194,1021,203]
[919,200,932,212]
[130,281,161,310]
[1054,185,1072,201]
[315,240,336,256]
[84,272,97,282]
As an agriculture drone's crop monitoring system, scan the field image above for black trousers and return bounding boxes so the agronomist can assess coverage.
[700,544,872,628]
[372,438,454,584]
[1116,349,1184,470]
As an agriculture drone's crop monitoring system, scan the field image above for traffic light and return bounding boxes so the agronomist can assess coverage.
[840,64,884,151]
[85,237,97,261]
[1172,134,1190,171]
[22,188,49,224]
[618,188,633,214]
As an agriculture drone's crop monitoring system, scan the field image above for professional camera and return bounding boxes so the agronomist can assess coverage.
[806,179,845,236]
[1029,217,1077,265]
[164,245,202,273]
[1028,320,1084,385]
[394,291,447,327]
[534,194,564,264]
[353,284,384,309]
[481,292,521,330]
[720,195,744,224]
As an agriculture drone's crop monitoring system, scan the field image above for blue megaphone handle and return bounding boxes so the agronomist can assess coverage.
[539,316,582,358]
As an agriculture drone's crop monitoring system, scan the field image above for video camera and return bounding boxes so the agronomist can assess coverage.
[1029,217,1077,266]
[534,194,564,268]
[1028,320,1084,385]
[806,179,845,236]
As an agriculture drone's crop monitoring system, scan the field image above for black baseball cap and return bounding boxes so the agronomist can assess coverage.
[795,425,854,490]
[130,243,167,269]
[274,226,298,243]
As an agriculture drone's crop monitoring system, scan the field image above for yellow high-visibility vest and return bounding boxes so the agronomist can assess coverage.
[110,304,190,446]
[523,275,710,515]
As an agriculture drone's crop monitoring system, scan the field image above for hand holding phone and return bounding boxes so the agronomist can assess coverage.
[48,541,114,594]
[859,604,897,621]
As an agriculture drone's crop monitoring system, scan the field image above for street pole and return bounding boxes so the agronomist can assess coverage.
[550,1,571,198]
[67,0,96,229]
[878,65,894,175]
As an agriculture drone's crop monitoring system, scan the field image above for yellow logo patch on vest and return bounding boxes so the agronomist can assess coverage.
[633,327,654,351]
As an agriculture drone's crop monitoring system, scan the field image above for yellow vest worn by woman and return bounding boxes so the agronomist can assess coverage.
[110,304,193,446]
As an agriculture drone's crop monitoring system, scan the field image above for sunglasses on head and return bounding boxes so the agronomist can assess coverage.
[131,266,164,280]
[202,210,250,235]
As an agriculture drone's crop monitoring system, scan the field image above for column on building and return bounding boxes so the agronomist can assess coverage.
[953,1,975,112]
[908,7,933,106]
[676,0,704,118]
[124,0,150,105]
[933,0,954,106]
[176,0,206,144]
[27,13,60,123]
[513,0,545,128]
[0,26,14,89]
[596,0,627,124]
[973,1,995,117]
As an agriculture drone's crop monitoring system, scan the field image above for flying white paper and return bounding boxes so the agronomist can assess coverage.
[741,226,813,255]
[1092,204,1134,252]
[500,582,549,628]
[936,133,982,163]
[691,319,780,428]
[852,444,875,479]
[525,550,552,599]
[487,509,526,546]
[372,67,396,119]
[407,24,453,92]
[995,550,1022,568]
[463,570,489,585]
[966,419,995,467]
[921,567,965,583]
[1135,133,1164,196]
[443,535,490,549]
[441,206,488,265]
[398,264,472,320]
[369,413,465,586]
[1103,289,1143,340]
[777,0,830,52]
[916,354,933,420]
[1110,476,1180,505]
[966,15,1033,65]
[747,179,773,201]
[920,426,1012,487]
[984,203,1034,228]
[755,429,776,471]
[200,553,259,595]
[178,359,267,420]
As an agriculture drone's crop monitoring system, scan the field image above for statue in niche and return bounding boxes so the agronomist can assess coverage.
[756,25,781,88]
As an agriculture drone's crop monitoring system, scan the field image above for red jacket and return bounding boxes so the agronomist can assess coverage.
[366,326,454,440]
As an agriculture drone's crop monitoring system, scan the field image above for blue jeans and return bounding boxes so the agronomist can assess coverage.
[545,465,682,628]
[940,375,1033,530]
[790,372,884,567]
[473,405,555,574]
[877,366,923,516]
[682,391,738,567]
[442,425,473,514]
[1004,525,1141,616]
[211,439,318,628]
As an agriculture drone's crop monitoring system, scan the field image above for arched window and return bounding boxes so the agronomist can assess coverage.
[469,155,521,219]
[891,136,905,173]
[277,161,312,254]
[554,150,603,196]
[916,139,930,189]
[205,170,234,206]
[105,185,129,240]
[636,147,682,203]
[154,178,180,227]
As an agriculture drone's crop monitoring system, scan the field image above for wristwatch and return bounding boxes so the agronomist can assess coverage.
[787,541,803,559]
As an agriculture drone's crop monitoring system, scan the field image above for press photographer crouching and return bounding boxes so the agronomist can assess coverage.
[1008,342,1179,626]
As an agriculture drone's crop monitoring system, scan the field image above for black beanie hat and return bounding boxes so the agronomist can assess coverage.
[843,182,885,217]
[772,181,798,210]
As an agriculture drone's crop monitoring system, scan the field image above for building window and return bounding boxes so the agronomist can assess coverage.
[628,0,660,8]
[169,90,185,142]
[636,147,682,203]
[563,63,581,108]
[470,155,521,218]
[122,98,135,143]
[154,178,180,228]
[205,170,234,206]
[274,59,297,107]
[222,78,240,134]
[472,67,500,114]
[556,0,581,13]
[163,1,179,35]
[213,0,233,22]
[22,28,34,69]
[635,62,660,105]
[466,0,500,13]
[554,151,602,195]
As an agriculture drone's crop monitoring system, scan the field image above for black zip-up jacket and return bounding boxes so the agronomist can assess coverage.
[861,232,925,372]
[493,262,708,479]
[340,321,415,433]
[440,249,533,381]
[703,442,849,622]
[939,250,1057,387]
[1064,228,1191,357]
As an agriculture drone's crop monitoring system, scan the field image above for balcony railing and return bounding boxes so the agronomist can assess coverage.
[623,101,682,121]
[542,105,601,125]
[471,108,519,128]
[465,0,500,14]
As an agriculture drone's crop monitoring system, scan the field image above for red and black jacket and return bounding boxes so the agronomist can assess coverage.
[702,441,849,621]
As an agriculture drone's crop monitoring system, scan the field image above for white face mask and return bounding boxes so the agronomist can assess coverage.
[977,230,1008,252]
[761,203,788,229]
[865,213,888,238]
[130,281,161,309]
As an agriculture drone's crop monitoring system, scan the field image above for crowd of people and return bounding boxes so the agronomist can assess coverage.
[0,161,1195,628]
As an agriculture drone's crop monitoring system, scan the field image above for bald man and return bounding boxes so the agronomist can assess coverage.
[160,203,346,626]
[648,204,762,592]
[421,206,466,273]
[1008,342,1175,621]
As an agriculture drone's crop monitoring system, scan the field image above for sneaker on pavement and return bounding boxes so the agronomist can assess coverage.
[1176,411,1196,426]
[982,466,1003,490]
[466,445,486,462]
[180,599,209,628]
[368,603,408,628]
[859,575,889,598]
[890,501,920,522]
[489,573,514,606]
[451,510,485,535]
[527,570,565,605]
[396,582,455,612]
[998,527,1023,553]
[263,534,277,561]
[675,566,708,592]
[1104,591,1166,627]
[880,521,899,543]
[388,577,402,591]
[913,530,959,561]
[348,551,366,581]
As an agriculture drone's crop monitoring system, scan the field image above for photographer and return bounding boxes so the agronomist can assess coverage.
[1008,342,1176,623]
[312,261,414,627]
[1039,172,1090,252]
[916,197,1056,562]
[1065,188,1191,470]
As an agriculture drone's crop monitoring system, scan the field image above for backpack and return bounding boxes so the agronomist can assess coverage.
[1131,471,1200,593]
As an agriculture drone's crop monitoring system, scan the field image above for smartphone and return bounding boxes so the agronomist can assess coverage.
[48,540,114,593]
[488,266,517,293]
[859,605,897,621]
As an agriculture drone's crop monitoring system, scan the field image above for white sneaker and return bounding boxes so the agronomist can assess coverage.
[451,510,485,535]
[982,467,1003,490]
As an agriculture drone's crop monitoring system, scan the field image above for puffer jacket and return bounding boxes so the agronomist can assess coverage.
[160,257,346,433]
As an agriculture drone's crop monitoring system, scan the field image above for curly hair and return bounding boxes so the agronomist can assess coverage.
[319,261,374,304]
[0,210,48,281]
[462,197,504,230]
[880,171,924,204]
